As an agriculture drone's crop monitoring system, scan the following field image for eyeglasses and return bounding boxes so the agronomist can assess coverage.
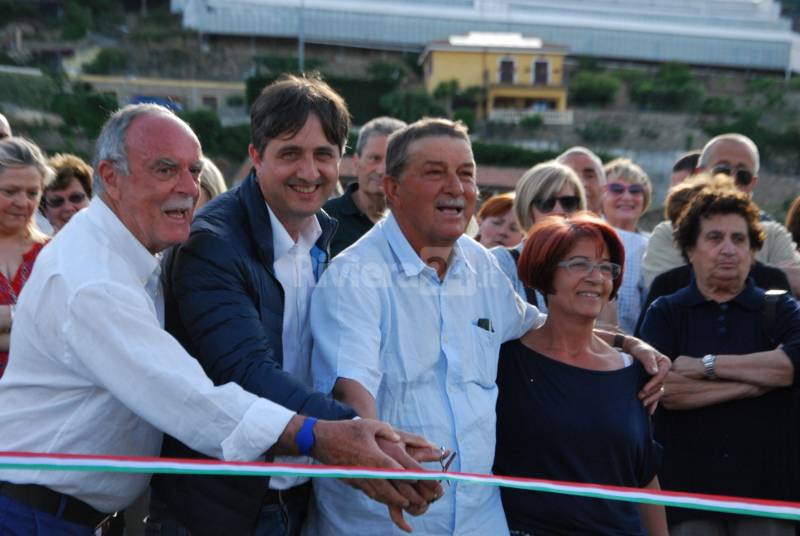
[606,182,645,196]
[531,196,581,214]
[45,192,87,209]
[557,258,621,280]
[711,164,754,187]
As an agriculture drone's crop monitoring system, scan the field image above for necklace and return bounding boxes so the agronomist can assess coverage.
[1,255,30,305]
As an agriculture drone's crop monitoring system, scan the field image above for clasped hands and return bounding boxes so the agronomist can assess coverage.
[312,418,449,533]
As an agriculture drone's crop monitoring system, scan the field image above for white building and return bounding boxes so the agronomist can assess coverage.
[171,0,800,76]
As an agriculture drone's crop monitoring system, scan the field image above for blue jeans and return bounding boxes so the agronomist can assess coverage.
[0,494,94,536]
[144,486,309,536]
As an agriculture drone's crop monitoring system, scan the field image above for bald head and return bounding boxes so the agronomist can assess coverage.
[0,114,11,140]
[698,134,760,195]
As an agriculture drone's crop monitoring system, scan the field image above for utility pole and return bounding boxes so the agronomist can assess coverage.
[297,0,305,73]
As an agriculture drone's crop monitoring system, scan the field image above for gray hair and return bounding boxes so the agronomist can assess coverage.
[92,103,182,195]
[355,116,407,155]
[698,133,760,174]
[0,136,52,182]
[0,113,11,139]
[199,156,227,201]
[603,157,653,212]
[0,136,52,240]
[514,160,586,231]
[556,146,606,185]
[385,118,470,180]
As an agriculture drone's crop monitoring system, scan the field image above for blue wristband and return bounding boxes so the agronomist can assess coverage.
[296,417,317,456]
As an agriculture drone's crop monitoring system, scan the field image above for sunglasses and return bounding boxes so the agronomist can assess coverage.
[531,195,581,214]
[712,164,754,187]
[606,182,645,196]
[46,192,87,209]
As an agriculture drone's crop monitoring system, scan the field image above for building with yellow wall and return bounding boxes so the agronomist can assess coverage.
[420,32,569,122]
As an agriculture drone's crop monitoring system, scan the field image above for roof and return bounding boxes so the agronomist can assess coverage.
[420,32,568,63]
[173,0,800,73]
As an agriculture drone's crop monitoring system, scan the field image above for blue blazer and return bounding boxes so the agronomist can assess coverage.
[152,169,356,535]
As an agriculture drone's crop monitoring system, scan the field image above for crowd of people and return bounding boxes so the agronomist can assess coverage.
[0,70,795,536]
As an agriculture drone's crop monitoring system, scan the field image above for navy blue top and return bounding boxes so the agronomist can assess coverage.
[639,277,800,524]
[323,181,375,257]
[495,339,661,536]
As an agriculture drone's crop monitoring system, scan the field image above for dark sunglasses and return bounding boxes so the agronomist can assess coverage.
[46,192,87,209]
[712,164,754,187]
[531,195,581,214]
[606,182,645,195]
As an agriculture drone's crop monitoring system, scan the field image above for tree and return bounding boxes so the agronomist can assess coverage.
[379,90,444,123]
[569,72,620,107]
[433,79,460,117]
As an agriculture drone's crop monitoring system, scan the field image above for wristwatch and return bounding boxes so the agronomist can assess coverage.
[702,354,717,380]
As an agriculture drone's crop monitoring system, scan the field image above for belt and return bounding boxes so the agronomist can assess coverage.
[0,481,110,529]
[262,481,311,505]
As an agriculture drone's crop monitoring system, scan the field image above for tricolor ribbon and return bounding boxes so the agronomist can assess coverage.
[0,451,798,520]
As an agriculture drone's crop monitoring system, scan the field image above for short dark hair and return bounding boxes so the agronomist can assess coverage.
[44,153,93,205]
[385,118,470,179]
[672,150,701,173]
[518,212,625,301]
[250,73,351,156]
[674,189,765,262]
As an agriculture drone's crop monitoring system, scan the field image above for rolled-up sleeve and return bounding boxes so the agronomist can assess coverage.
[310,256,384,398]
[64,281,295,461]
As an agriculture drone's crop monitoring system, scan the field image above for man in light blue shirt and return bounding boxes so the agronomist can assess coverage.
[307,119,668,535]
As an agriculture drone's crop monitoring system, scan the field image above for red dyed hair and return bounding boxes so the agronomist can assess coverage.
[477,192,514,221]
[518,212,626,301]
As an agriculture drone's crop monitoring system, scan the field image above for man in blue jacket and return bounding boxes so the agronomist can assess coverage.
[149,75,440,535]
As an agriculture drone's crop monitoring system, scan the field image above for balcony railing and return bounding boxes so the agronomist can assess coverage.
[489,109,574,126]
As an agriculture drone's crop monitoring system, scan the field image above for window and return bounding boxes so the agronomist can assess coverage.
[202,96,218,111]
[533,60,549,86]
[499,58,515,84]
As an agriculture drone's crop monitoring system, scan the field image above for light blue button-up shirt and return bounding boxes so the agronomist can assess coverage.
[615,228,648,334]
[305,214,543,536]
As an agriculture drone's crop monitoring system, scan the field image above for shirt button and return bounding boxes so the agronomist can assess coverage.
[720,303,729,311]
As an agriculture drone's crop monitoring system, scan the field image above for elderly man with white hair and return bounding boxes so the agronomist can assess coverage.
[556,146,606,215]
[642,133,800,294]
[0,103,441,535]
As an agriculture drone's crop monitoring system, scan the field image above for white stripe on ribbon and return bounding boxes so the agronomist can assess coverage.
[0,451,798,520]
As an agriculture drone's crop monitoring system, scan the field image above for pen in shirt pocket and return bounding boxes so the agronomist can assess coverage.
[477,318,494,332]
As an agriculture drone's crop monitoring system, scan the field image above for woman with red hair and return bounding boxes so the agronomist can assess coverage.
[494,212,667,536]
[474,192,523,248]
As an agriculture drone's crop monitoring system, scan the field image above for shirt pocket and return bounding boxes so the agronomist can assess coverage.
[463,323,499,388]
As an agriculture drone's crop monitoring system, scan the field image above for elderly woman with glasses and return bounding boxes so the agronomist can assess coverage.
[494,213,667,536]
[41,153,92,234]
[639,188,800,535]
[0,137,51,378]
[601,158,653,333]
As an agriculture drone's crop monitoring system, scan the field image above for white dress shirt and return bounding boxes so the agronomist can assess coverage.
[266,205,320,490]
[305,214,544,536]
[0,198,295,513]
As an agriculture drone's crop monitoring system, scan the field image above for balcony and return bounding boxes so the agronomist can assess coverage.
[488,108,574,125]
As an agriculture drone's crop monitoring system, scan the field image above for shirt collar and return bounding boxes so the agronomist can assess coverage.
[339,182,364,216]
[88,197,161,288]
[677,275,762,311]
[266,202,322,261]
[382,213,476,278]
